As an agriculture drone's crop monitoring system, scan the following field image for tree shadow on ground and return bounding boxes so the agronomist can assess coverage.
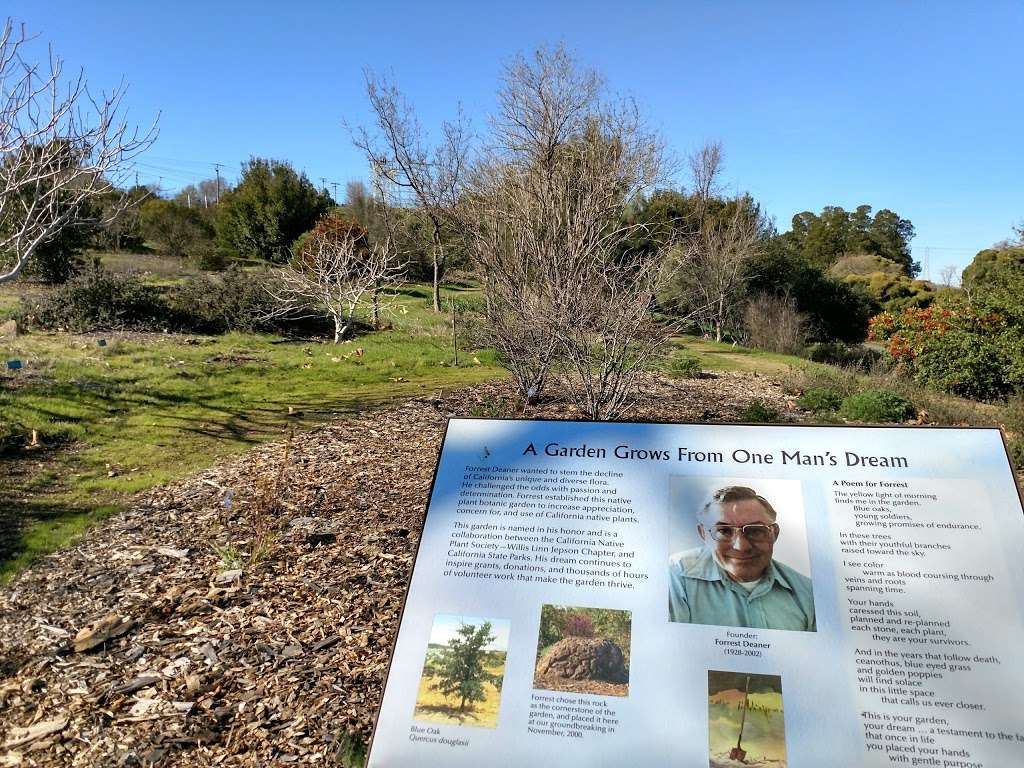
[0,489,113,571]
[413,703,487,725]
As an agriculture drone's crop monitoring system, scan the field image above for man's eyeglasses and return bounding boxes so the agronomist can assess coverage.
[709,523,778,543]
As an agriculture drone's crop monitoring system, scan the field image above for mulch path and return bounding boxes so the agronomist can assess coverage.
[0,372,801,766]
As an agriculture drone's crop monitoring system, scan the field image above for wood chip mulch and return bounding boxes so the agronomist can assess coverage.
[0,372,799,766]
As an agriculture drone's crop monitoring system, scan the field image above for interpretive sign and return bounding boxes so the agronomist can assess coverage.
[366,418,1024,767]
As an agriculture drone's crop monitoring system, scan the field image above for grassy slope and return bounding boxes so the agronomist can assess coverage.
[670,335,821,375]
[2,252,1011,576]
[0,279,502,578]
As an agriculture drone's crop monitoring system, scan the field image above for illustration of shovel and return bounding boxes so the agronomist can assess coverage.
[728,675,750,762]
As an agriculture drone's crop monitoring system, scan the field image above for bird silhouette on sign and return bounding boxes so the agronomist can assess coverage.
[480,446,491,462]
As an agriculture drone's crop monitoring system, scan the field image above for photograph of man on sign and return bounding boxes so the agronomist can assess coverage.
[668,481,816,632]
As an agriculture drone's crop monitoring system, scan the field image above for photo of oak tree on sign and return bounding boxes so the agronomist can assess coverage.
[413,615,510,728]
[533,605,631,697]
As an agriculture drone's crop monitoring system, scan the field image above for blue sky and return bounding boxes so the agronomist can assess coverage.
[428,614,511,651]
[8,1,1022,273]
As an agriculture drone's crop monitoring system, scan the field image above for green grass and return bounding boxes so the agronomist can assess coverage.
[0,280,502,580]
[98,250,200,286]
[668,335,825,376]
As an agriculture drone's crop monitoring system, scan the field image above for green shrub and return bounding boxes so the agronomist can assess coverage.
[870,274,1024,401]
[139,198,216,261]
[797,387,842,414]
[1007,438,1024,472]
[804,342,882,370]
[192,243,229,271]
[911,327,1018,401]
[781,364,861,399]
[738,399,782,423]
[166,266,329,336]
[1004,392,1024,470]
[667,352,703,379]
[20,264,167,331]
[839,389,915,423]
[166,266,274,334]
[1005,391,1024,434]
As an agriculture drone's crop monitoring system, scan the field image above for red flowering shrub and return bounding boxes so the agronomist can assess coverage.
[563,613,595,638]
[868,304,1022,399]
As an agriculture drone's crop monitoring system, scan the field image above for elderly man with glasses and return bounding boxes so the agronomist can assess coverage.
[668,486,816,631]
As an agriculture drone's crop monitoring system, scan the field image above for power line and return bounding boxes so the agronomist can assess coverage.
[145,154,227,167]
[912,246,980,251]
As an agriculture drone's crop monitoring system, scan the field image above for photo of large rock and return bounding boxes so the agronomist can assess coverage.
[532,605,631,696]
[535,637,628,683]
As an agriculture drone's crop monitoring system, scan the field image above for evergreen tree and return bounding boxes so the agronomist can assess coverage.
[215,158,332,263]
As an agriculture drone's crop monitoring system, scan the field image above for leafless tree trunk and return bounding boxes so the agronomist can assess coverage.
[351,74,468,312]
[938,264,960,289]
[0,18,158,284]
[266,225,404,342]
[368,166,402,330]
[460,45,685,419]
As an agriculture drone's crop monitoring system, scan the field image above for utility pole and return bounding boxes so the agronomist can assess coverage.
[214,163,223,204]
[320,176,327,193]
[331,181,339,205]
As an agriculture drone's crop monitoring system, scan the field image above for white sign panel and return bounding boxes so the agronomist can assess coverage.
[366,419,1024,768]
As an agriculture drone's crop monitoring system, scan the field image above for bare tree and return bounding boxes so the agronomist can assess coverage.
[351,73,469,312]
[461,45,679,419]
[688,140,723,223]
[366,168,403,330]
[174,178,230,208]
[267,219,404,342]
[0,18,157,284]
[938,264,960,289]
[687,199,763,342]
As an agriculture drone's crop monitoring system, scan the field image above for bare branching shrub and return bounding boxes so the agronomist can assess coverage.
[460,45,681,419]
[556,257,671,419]
[744,294,807,355]
[267,216,403,342]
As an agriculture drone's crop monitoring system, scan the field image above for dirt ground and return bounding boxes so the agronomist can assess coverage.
[0,373,801,766]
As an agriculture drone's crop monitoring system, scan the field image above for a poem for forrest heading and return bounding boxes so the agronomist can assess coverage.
[831,478,1022,767]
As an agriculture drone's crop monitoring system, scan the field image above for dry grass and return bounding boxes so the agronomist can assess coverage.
[413,659,506,729]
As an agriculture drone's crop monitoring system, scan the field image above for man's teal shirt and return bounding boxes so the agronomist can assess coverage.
[668,547,816,632]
